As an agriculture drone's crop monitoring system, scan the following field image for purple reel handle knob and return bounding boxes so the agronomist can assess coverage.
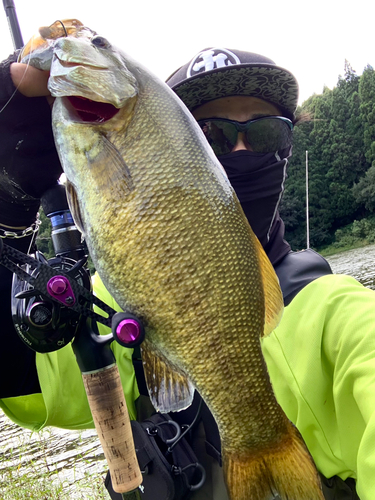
[112,312,145,348]
[47,275,75,306]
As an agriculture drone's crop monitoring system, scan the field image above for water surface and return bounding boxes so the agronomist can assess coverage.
[326,243,375,290]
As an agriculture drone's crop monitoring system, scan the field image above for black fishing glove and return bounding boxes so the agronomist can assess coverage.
[0,52,62,228]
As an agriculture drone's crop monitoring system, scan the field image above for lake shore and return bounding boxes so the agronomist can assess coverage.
[319,238,372,257]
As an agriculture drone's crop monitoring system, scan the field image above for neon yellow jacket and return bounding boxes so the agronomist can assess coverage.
[1,271,374,498]
[262,273,375,500]
[0,273,139,431]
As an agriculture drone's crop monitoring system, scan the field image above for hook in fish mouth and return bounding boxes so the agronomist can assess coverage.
[66,96,120,123]
[51,20,68,38]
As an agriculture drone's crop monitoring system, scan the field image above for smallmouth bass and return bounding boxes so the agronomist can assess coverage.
[29,25,324,500]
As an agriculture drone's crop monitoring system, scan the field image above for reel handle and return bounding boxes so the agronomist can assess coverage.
[82,364,142,494]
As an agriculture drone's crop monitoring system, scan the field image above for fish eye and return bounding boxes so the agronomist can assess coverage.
[91,36,111,49]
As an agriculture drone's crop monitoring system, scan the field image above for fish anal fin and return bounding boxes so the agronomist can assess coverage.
[141,341,194,413]
[253,234,283,337]
[223,423,324,500]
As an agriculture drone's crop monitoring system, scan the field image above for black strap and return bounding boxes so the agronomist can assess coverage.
[274,249,332,306]
[319,473,360,500]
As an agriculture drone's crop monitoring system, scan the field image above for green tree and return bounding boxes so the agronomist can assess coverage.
[283,62,368,250]
[36,209,54,257]
[352,164,375,212]
[352,65,375,213]
[281,109,314,249]
[359,65,375,167]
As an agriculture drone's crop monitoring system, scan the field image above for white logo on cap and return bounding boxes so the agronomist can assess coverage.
[187,49,241,78]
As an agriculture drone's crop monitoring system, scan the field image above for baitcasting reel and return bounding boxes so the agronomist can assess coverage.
[11,251,91,352]
[11,183,90,352]
[1,184,145,354]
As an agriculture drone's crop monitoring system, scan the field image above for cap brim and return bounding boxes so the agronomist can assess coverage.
[170,63,298,120]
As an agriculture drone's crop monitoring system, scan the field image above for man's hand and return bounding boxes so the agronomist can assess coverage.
[10,62,51,98]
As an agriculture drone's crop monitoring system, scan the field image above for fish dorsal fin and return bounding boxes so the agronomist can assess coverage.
[65,180,85,236]
[253,234,284,337]
[141,340,195,413]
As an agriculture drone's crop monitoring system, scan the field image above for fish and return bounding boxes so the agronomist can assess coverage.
[30,28,325,500]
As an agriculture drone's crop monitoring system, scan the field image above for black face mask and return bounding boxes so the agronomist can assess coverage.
[218,149,291,265]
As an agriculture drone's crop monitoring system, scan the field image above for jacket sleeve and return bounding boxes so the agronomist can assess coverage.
[0,52,40,225]
[0,54,41,398]
[0,53,62,222]
[261,273,375,500]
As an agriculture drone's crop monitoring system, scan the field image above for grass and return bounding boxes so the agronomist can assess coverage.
[319,238,372,257]
[0,451,111,500]
[0,466,110,499]
[316,216,375,257]
[0,413,110,500]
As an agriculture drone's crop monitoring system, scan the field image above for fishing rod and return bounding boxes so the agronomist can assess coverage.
[3,0,23,50]
[1,5,143,498]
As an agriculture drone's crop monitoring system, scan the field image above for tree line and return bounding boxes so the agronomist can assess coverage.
[280,61,375,250]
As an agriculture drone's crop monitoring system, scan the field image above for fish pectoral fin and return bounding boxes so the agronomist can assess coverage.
[141,341,194,413]
[86,134,134,193]
[65,180,85,235]
[253,235,284,337]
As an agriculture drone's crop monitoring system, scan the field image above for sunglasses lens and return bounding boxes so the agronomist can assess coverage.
[199,117,293,155]
[199,121,237,156]
[246,118,292,153]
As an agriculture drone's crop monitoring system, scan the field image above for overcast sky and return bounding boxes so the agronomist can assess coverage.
[0,0,374,105]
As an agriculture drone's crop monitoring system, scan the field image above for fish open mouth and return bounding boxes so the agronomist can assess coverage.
[67,96,120,123]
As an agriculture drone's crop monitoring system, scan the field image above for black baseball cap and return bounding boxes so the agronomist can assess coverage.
[166,48,299,120]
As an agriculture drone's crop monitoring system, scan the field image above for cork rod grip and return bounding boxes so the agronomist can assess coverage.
[82,364,142,494]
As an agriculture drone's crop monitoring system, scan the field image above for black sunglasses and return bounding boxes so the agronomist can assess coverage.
[197,116,294,156]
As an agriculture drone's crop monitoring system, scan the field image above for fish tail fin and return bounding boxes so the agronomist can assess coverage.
[223,425,324,500]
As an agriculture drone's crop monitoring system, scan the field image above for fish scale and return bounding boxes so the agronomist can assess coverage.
[40,29,326,500]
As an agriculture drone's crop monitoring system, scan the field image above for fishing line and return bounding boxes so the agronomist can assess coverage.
[56,20,68,38]
[0,20,69,116]
[0,35,35,115]
[26,213,41,255]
